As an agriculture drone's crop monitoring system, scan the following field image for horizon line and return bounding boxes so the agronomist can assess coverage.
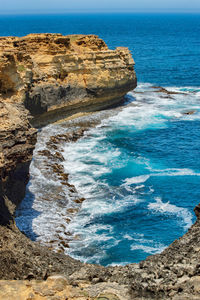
[0,10,200,16]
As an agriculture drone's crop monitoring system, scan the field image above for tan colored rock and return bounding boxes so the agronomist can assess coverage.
[0,34,136,292]
[0,34,136,127]
[0,278,131,300]
[0,34,136,224]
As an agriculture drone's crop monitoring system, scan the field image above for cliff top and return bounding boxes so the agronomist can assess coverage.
[0,33,136,123]
[0,34,108,55]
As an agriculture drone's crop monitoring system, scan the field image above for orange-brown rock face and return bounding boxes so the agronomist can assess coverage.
[0,33,136,222]
[0,34,137,291]
[2,34,200,300]
[0,34,136,126]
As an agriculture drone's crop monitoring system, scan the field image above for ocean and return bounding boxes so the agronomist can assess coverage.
[4,13,200,265]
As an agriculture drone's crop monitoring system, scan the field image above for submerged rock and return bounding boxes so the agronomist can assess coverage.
[152,86,186,95]
[183,110,197,115]
[0,33,137,282]
[2,33,200,299]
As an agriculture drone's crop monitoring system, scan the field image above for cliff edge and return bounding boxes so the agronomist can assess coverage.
[0,33,137,298]
[2,34,200,300]
[0,33,136,226]
[0,34,136,126]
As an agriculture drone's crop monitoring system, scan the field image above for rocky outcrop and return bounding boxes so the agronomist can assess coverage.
[0,101,37,225]
[2,33,200,300]
[0,33,136,223]
[0,34,136,127]
[0,33,137,298]
[0,275,132,300]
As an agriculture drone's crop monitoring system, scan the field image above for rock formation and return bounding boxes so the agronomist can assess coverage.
[0,33,136,224]
[1,34,200,300]
[0,33,137,298]
[0,34,136,127]
[0,101,37,225]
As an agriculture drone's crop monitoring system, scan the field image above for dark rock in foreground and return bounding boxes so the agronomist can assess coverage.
[1,34,200,299]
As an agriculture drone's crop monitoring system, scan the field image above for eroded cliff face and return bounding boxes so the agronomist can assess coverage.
[0,33,138,298]
[2,34,200,300]
[0,34,136,126]
[0,101,37,225]
[0,33,136,224]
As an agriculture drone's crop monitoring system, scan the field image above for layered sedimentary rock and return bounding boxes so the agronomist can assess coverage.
[0,34,136,126]
[1,34,200,300]
[0,33,136,224]
[0,33,137,298]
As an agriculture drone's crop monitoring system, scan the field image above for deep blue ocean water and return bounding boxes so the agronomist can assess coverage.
[1,13,200,85]
[9,13,200,265]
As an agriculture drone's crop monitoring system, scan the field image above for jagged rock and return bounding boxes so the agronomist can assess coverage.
[152,86,185,95]
[2,33,200,300]
[0,33,136,289]
[183,110,196,115]
[0,101,37,225]
[0,34,137,127]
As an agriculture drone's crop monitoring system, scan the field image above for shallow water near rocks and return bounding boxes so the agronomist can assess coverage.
[10,13,200,266]
[16,83,200,266]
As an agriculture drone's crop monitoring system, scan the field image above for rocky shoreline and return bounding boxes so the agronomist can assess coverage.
[1,34,200,299]
[0,33,136,224]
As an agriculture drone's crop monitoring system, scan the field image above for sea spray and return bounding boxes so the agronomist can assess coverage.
[16,83,200,265]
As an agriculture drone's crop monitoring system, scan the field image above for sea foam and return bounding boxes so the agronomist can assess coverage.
[16,82,200,265]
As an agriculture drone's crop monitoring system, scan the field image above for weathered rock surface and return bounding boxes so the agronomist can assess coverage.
[0,33,137,298]
[1,34,200,299]
[0,275,131,300]
[0,34,136,127]
[0,33,136,225]
[0,101,37,225]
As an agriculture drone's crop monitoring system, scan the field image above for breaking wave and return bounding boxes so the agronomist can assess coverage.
[16,83,200,265]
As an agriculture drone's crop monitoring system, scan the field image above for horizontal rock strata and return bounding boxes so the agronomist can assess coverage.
[0,34,136,127]
[1,33,200,299]
[0,33,137,298]
[0,33,136,223]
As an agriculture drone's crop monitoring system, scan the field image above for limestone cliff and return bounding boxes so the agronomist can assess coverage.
[0,33,136,224]
[3,33,200,300]
[0,34,138,298]
[0,34,136,126]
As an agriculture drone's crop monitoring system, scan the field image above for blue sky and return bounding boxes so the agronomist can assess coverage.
[1,0,200,14]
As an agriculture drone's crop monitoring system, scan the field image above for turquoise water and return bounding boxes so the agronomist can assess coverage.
[12,14,200,265]
[61,84,200,264]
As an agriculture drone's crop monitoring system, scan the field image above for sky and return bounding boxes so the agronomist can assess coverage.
[0,0,200,14]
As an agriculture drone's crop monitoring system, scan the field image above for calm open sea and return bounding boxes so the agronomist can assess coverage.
[5,13,200,265]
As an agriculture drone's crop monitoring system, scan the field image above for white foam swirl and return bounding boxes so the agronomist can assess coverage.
[148,197,193,230]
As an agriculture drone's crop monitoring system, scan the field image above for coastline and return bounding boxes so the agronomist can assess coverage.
[1,33,200,299]
[2,99,200,299]
[16,98,137,254]
[3,87,200,300]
